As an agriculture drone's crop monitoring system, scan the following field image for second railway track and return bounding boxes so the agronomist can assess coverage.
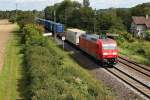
[56,38,150,100]
[105,67,150,99]
[118,57,150,77]
[119,56,150,72]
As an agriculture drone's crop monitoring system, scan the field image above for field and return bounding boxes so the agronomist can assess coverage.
[0,20,16,72]
[22,24,116,99]
[0,21,116,100]
[0,21,24,100]
[119,39,150,66]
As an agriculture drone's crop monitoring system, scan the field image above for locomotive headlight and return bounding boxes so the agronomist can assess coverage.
[103,53,108,55]
[112,52,117,55]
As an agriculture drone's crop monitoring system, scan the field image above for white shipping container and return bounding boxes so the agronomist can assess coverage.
[66,28,86,45]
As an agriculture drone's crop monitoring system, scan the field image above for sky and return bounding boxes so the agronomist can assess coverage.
[0,0,150,11]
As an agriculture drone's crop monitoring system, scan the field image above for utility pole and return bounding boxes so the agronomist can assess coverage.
[65,8,67,27]
[83,0,90,7]
[54,9,56,22]
[94,8,97,34]
[53,0,57,40]
[15,3,18,23]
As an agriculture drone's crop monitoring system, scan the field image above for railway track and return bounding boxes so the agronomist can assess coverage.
[105,67,150,99]
[56,38,150,99]
[111,57,150,99]
[119,56,150,72]
[118,57,150,77]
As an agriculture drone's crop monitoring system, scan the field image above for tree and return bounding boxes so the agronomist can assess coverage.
[17,12,35,29]
[96,9,126,34]
[131,3,150,16]
[116,8,132,30]
[83,0,90,7]
[44,0,81,27]
[146,29,150,40]
[44,6,55,20]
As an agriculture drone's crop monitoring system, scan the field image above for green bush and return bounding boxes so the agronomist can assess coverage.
[23,24,114,100]
[17,12,35,29]
[146,30,150,41]
[23,24,48,47]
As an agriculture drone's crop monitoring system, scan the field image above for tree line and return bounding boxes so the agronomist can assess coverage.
[0,10,44,29]
[44,0,150,34]
[0,0,150,34]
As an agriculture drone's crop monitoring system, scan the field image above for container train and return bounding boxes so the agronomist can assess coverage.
[36,18,118,65]
[36,18,64,34]
[66,29,118,65]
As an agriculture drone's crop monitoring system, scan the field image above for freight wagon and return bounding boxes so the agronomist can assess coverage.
[66,28,86,45]
[36,18,64,35]
[35,18,118,65]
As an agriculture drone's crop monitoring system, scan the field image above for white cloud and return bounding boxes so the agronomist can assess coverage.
[15,0,47,3]
[0,0,150,10]
[14,0,83,3]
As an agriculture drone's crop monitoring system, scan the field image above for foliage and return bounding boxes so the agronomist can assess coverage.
[131,3,150,16]
[83,0,90,7]
[44,0,95,32]
[119,38,150,65]
[16,12,35,29]
[0,28,24,100]
[0,11,12,19]
[23,24,115,100]
[0,10,44,28]
[97,9,126,33]
[74,7,94,31]
[44,1,150,35]
[116,8,132,30]
[44,6,55,21]
[23,25,47,48]
[146,29,150,40]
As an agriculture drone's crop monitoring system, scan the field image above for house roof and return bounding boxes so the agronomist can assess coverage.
[132,16,150,28]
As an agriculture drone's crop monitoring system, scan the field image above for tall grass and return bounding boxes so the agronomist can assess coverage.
[0,31,24,100]
[118,36,150,66]
[23,24,116,100]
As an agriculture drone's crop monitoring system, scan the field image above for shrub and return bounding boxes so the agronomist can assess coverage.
[146,29,150,41]
[23,24,114,100]
[23,24,48,47]
[17,12,35,29]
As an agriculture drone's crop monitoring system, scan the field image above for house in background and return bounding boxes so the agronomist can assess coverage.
[130,15,150,38]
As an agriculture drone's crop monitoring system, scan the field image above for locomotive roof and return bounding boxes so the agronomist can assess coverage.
[67,28,86,33]
[82,34,116,44]
[102,38,116,44]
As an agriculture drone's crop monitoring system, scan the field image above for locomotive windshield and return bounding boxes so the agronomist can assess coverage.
[103,44,117,50]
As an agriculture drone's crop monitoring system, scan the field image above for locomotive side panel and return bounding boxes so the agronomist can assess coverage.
[79,35,118,65]
[79,36,99,59]
[36,18,65,35]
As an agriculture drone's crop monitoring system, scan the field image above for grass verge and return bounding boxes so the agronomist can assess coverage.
[119,40,150,66]
[0,30,24,100]
[23,24,116,99]
[48,38,116,99]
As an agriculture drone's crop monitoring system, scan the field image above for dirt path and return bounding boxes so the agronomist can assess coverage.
[0,20,17,72]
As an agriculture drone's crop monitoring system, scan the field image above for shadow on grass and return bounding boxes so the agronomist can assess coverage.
[57,41,112,70]
[13,31,29,100]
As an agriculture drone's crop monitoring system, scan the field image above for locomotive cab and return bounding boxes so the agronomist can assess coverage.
[100,39,118,65]
[79,34,118,66]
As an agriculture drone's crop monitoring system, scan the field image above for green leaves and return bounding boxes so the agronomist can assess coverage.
[131,3,150,16]
[23,24,114,100]
[146,30,150,40]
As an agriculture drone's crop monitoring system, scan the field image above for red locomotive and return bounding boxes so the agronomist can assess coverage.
[65,28,118,65]
[79,34,118,65]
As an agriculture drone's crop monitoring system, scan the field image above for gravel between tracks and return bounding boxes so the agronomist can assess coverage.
[56,39,146,100]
